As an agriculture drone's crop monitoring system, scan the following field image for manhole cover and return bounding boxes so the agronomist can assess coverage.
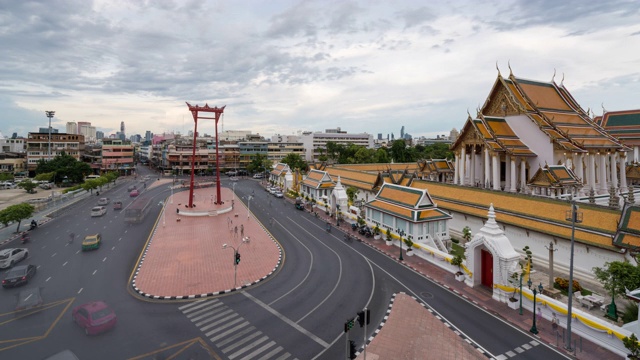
[420,292,434,299]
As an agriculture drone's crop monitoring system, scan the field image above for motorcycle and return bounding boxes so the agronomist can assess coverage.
[21,233,30,244]
[326,223,331,233]
[351,223,358,231]
[29,221,38,230]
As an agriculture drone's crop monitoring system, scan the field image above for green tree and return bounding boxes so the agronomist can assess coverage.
[18,179,38,194]
[0,173,14,182]
[374,148,390,163]
[34,172,55,182]
[390,140,413,162]
[623,333,640,359]
[593,261,640,319]
[81,179,100,194]
[247,154,267,174]
[0,203,35,232]
[281,153,307,172]
[346,186,359,205]
[35,153,91,184]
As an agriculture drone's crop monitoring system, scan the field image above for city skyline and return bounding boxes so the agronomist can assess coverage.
[1,1,639,139]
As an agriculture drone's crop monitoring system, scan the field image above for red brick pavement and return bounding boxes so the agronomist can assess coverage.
[132,185,281,298]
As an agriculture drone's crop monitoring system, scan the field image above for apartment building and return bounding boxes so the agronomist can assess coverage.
[299,129,374,162]
[101,138,134,175]
[26,132,85,171]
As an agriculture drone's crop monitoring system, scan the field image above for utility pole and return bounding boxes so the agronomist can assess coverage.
[45,111,55,160]
[545,241,558,289]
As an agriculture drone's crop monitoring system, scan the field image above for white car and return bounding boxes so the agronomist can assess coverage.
[0,248,29,269]
[91,206,107,217]
[229,177,239,182]
[273,191,284,198]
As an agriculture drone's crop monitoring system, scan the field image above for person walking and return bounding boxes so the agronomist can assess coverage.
[240,224,244,237]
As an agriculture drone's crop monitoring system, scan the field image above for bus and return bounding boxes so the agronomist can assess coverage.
[124,196,153,224]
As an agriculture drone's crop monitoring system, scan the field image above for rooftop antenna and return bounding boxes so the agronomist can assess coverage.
[551,68,556,82]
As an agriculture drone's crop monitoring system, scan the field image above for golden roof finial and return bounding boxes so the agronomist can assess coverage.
[560,73,565,86]
[602,103,607,114]
[496,61,501,76]
[552,68,556,82]
[508,60,513,76]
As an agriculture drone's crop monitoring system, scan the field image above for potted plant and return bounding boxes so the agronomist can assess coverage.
[451,255,465,281]
[404,237,414,256]
[507,273,520,310]
[462,226,472,244]
[385,228,393,246]
[373,225,381,240]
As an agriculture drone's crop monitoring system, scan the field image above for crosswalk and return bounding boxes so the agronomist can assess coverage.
[179,299,298,360]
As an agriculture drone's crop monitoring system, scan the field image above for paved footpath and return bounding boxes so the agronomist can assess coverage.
[130,183,620,359]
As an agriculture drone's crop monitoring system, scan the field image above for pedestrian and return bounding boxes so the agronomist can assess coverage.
[551,313,558,332]
[537,307,542,322]
[234,225,238,238]
[240,224,244,237]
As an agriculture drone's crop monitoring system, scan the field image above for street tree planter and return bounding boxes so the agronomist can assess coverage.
[405,249,414,257]
[455,273,465,282]
[508,297,520,310]
[385,239,393,246]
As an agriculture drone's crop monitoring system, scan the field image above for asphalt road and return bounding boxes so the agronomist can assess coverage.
[1,172,570,360]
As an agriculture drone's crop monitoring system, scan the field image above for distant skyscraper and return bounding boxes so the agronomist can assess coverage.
[96,131,104,140]
[145,130,153,142]
[66,122,78,134]
[377,133,382,140]
[400,126,405,139]
[120,121,125,135]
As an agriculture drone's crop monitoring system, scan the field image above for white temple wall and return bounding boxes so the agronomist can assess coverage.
[448,209,626,285]
[505,114,554,171]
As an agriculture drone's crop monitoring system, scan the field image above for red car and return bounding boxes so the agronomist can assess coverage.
[72,301,117,335]
[129,189,139,197]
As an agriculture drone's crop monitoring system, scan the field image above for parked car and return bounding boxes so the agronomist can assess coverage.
[72,301,117,335]
[273,191,284,198]
[252,173,264,179]
[97,197,109,205]
[295,199,304,210]
[15,287,43,311]
[0,181,16,189]
[2,264,37,288]
[90,206,107,217]
[129,189,139,197]
[127,185,137,192]
[82,234,102,251]
[0,248,29,269]
[229,176,239,182]
[113,201,123,210]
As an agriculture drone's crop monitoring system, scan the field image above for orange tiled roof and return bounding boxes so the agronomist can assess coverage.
[411,180,619,249]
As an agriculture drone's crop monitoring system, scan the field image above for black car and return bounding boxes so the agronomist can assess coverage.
[359,225,373,237]
[2,264,36,288]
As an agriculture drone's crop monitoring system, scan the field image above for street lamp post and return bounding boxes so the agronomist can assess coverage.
[232,182,236,201]
[565,200,583,351]
[528,279,543,335]
[222,237,250,288]
[45,111,55,161]
[247,195,252,219]
[517,272,524,316]
[398,229,405,261]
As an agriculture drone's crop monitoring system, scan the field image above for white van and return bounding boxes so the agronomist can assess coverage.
[91,206,107,217]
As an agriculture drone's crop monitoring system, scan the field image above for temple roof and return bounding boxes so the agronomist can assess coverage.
[301,169,334,189]
[527,164,582,188]
[613,204,640,250]
[270,163,290,176]
[596,109,640,146]
[365,183,451,223]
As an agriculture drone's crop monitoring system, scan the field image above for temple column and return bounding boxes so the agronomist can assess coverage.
[588,153,596,192]
[611,152,619,190]
[484,148,491,188]
[635,146,639,163]
[575,153,585,196]
[599,153,608,193]
[492,154,500,190]
[520,158,527,193]
[509,156,517,192]
[620,152,629,193]
[454,153,459,185]
[505,154,511,191]
[470,146,476,186]
[460,147,466,186]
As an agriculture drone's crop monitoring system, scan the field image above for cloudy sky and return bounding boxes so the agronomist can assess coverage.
[1,0,639,140]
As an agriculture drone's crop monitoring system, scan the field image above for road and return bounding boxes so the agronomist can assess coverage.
[1,172,570,359]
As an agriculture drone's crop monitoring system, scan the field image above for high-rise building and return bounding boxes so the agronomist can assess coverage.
[120,121,125,136]
[39,127,58,133]
[96,131,104,140]
[66,122,78,134]
[145,130,153,142]
[400,126,405,139]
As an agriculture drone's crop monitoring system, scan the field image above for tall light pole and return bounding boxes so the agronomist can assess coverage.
[45,111,55,160]
[247,195,252,219]
[565,200,582,351]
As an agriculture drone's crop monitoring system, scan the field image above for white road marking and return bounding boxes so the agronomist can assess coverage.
[75,250,80,254]
[78,288,83,294]
[102,257,107,262]
[63,261,68,266]
[92,270,97,275]
[111,246,115,251]
[46,277,51,282]
[51,253,57,257]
